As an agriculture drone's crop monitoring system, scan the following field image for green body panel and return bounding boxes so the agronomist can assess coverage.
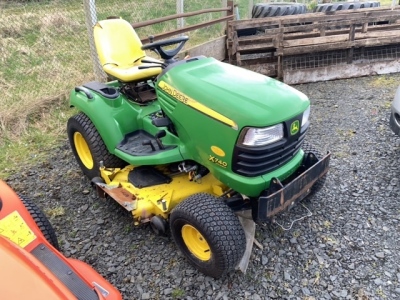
[156,57,310,195]
[70,57,310,196]
[69,87,184,165]
[159,58,309,129]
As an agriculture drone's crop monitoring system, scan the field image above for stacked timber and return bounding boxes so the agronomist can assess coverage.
[227,7,400,83]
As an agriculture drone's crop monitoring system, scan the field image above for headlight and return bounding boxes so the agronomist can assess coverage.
[301,106,310,127]
[242,124,284,146]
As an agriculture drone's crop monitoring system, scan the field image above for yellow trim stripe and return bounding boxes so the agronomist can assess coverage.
[158,81,238,130]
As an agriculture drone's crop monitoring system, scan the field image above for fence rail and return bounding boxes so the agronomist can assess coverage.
[83,0,235,80]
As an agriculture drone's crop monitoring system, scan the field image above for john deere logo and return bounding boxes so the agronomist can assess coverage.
[290,120,300,135]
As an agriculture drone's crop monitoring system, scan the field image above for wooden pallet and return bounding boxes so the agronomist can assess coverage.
[227,7,400,83]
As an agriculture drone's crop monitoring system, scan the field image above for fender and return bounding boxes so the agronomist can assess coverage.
[69,85,161,154]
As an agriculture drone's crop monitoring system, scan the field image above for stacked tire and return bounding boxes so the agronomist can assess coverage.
[237,2,307,37]
[252,2,307,18]
[314,1,381,29]
[314,1,380,12]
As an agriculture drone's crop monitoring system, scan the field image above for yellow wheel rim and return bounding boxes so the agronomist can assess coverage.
[73,132,94,169]
[181,224,211,261]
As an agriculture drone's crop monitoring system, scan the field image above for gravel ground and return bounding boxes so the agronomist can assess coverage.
[5,73,400,300]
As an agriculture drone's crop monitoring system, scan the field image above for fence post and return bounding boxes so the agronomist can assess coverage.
[176,0,184,29]
[221,0,227,14]
[221,0,228,33]
[83,0,107,82]
[248,0,253,19]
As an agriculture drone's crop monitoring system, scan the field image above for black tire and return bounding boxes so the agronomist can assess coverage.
[252,2,307,18]
[251,3,307,32]
[302,141,327,196]
[314,1,380,12]
[18,194,60,250]
[67,112,126,180]
[170,193,246,278]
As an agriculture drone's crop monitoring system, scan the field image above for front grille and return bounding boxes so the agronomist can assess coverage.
[232,116,308,177]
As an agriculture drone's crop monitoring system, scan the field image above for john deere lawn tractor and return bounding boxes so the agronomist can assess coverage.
[67,18,330,278]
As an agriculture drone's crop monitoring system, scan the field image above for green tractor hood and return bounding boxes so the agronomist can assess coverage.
[159,57,309,129]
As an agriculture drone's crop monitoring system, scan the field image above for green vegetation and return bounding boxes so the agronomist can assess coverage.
[171,288,185,299]
[44,205,66,219]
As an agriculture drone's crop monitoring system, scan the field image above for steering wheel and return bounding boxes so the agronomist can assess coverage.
[141,36,189,62]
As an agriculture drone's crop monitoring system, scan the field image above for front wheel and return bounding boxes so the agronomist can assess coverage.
[170,193,246,278]
[67,113,125,180]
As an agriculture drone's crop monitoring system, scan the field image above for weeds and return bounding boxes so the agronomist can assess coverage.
[171,288,185,299]
[44,205,66,218]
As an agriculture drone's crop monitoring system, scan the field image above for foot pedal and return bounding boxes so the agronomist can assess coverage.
[128,166,172,188]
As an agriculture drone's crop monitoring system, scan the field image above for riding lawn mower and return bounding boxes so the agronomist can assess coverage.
[67,18,330,278]
[0,180,122,299]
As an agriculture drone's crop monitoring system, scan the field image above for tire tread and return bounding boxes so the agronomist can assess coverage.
[170,193,246,278]
[18,194,60,250]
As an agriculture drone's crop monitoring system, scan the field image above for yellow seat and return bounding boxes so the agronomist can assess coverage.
[93,18,162,83]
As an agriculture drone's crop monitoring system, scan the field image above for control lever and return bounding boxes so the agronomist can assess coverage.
[138,65,161,70]
[141,59,167,68]
[147,35,160,56]
[142,139,156,151]
[155,130,166,150]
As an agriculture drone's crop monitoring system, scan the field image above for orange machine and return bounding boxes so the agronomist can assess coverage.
[0,180,122,300]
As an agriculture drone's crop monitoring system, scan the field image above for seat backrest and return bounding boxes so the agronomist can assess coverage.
[93,18,145,67]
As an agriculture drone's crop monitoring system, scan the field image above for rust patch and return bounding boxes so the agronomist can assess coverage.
[95,183,137,211]
[257,152,331,222]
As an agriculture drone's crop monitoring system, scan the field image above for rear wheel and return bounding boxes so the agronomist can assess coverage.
[302,141,327,196]
[67,112,125,180]
[19,194,59,250]
[170,193,246,278]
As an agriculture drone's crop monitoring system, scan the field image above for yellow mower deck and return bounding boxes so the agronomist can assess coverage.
[95,165,227,225]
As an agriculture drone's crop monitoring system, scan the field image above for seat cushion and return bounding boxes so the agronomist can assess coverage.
[94,19,163,82]
[103,56,162,82]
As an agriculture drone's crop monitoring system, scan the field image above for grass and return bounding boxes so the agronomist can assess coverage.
[369,75,399,88]
[0,0,396,178]
[44,205,66,218]
[171,288,185,299]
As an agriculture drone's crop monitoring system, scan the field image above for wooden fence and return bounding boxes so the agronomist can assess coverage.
[227,7,400,84]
